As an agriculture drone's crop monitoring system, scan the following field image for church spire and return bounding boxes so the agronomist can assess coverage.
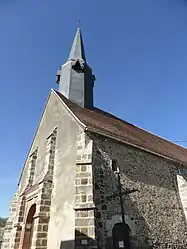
[56,27,95,109]
[68,27,86,62]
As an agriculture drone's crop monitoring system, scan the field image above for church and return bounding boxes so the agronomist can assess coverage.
[2,27,187,249]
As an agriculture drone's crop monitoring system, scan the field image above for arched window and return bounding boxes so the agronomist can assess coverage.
[22,204,36,249]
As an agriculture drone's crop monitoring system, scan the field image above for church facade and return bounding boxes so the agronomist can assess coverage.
[2,27,187,249]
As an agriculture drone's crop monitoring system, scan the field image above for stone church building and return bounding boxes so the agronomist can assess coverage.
[2,27,187,249]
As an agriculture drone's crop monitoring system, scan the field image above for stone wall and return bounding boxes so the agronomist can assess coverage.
[91,133,187,249]
[46,98,80,249]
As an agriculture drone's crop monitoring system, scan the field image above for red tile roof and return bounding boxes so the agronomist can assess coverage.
[55,91,187,165]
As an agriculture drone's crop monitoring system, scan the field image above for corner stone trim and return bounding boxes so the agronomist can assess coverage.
[74,132,97,249]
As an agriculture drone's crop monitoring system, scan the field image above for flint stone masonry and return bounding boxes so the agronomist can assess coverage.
[91,133,187,249]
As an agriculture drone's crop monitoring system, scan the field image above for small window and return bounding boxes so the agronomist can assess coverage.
[112,159,118,172]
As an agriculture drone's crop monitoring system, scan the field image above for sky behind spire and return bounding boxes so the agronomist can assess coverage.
[1,0,187,217]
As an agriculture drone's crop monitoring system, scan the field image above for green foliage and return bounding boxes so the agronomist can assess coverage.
[0,218,7,227]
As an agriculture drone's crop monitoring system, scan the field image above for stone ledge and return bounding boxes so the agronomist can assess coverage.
[74,203,96,210]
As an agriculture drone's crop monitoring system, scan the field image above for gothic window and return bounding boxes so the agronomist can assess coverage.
[112,159,118,172]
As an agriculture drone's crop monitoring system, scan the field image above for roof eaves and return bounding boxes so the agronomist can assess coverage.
[85,126,186,167]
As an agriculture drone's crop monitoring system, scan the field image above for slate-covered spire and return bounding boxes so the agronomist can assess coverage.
[68,27,86,62]
[56,27,95,109]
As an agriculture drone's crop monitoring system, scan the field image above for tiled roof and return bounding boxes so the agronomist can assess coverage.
[55,90,187,165]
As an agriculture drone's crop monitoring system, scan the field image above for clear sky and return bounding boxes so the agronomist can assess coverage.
[1,0,187,217]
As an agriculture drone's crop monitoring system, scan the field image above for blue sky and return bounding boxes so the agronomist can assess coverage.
[1,0,187,217]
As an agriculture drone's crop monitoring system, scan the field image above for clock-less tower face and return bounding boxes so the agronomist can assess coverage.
[56,27,95,109]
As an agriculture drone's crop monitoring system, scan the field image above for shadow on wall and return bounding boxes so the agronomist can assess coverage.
[60,231,97,249]
[93,154,153,249]
[91,138,187,249]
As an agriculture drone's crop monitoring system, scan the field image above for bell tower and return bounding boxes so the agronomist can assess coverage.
[56,27,95,108]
